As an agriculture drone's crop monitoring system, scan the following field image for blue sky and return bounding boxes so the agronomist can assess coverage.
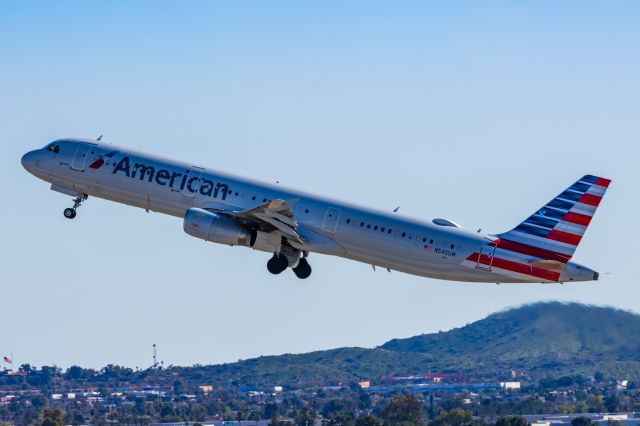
[1,1,638,369]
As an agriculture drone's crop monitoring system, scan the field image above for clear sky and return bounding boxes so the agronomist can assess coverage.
[1,1,638,370]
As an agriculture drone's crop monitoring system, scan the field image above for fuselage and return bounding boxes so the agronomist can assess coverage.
[21,139,599,283]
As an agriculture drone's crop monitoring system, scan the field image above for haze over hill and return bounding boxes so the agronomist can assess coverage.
[174,302,640,387]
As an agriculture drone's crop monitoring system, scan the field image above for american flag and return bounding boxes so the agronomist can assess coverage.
[3,356,12,364]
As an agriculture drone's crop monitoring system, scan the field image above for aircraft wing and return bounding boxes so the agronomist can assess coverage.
[205,199,303,243]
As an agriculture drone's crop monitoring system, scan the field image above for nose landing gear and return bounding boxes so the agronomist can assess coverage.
[63,195,87,220]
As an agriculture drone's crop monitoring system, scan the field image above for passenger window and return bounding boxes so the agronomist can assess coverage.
[381,227,385,232]
[402,232,406,237]
[346,219,351,224]
[366,224,371,229]
[374,226,378,230]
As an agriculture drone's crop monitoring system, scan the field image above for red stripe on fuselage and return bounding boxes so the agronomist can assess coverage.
[561,212,592,226]
[495,239,571,263]
[88,158,104,169]
[546,230,582,245]
[466,252,560,282]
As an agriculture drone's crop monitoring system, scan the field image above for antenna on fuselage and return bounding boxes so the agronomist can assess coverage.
[393,206,400,213]
[97,135,103,141]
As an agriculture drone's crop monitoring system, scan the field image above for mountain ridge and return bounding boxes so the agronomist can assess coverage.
[174,302,640,387]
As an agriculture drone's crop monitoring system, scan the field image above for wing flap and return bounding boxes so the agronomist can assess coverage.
[205,199,303,243]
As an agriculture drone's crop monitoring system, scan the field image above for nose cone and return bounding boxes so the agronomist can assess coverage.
[21,150,38,173]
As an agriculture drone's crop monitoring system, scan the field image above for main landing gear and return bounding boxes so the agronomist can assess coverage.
[267,252,312,279]
[292,258,312,279]
[63,195,87,219]
[267,253,289,275]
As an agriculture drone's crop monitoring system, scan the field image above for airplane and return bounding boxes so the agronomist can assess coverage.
[22,138,610,283]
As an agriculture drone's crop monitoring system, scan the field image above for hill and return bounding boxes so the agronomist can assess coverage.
[381,302,640,378]
[174,302,640,387]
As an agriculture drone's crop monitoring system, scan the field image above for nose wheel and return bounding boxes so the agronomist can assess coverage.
[63,195,87,220]
[63,208,77,219]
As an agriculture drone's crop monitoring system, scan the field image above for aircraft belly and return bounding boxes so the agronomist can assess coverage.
[333,232,535,283]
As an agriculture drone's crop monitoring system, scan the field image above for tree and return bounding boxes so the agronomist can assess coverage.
[41,408,64,426]
[604,394,619,412]
[64,410,85,426]
[380,394,425,425]
[325,412,355,425]
[173,379,185,395]
[31,395,48,409]
[587,395,605,413]
[496,416,530,426]
[354,415,383,426]
[571,416,594,426]
[323,399,354,418]
[264,403,279,419]
[64,365,87,380]
[431,408,473,426]
[295,407,317,426]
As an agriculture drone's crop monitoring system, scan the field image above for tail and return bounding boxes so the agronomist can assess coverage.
[496,175,611,263]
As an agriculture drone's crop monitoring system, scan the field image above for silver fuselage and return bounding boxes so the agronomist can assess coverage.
[21,139,597,283]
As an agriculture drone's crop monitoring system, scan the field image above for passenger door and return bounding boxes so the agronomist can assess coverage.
[70,143,92,171]
[322,207,342,233]
[476,242,496,271]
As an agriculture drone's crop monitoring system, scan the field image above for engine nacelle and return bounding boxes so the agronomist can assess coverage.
[183,208,255,247]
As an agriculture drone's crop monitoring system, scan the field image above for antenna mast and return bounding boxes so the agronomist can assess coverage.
[153,344,157,369]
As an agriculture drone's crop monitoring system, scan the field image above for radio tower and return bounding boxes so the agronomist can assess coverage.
[153,344,158,369]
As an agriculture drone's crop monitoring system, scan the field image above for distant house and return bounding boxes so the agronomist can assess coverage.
[199,385,213,395]
[500,382,521,390]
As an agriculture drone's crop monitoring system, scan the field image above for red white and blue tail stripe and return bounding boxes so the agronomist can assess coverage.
[464,175,610,282]
[497,175,610,260]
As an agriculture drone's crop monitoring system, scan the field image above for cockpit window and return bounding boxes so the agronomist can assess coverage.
[45,144,60,153]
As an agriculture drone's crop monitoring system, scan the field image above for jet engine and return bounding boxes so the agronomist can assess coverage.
[183,208,255,247]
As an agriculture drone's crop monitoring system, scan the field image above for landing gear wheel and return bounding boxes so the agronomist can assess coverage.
[64,195,86,219]
[293,258,312,279]
[63,208,76,219]
[267,254,289,275]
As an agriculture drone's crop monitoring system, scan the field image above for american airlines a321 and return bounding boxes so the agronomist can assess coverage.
[7,4,638,425]
[22,139,608,284]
